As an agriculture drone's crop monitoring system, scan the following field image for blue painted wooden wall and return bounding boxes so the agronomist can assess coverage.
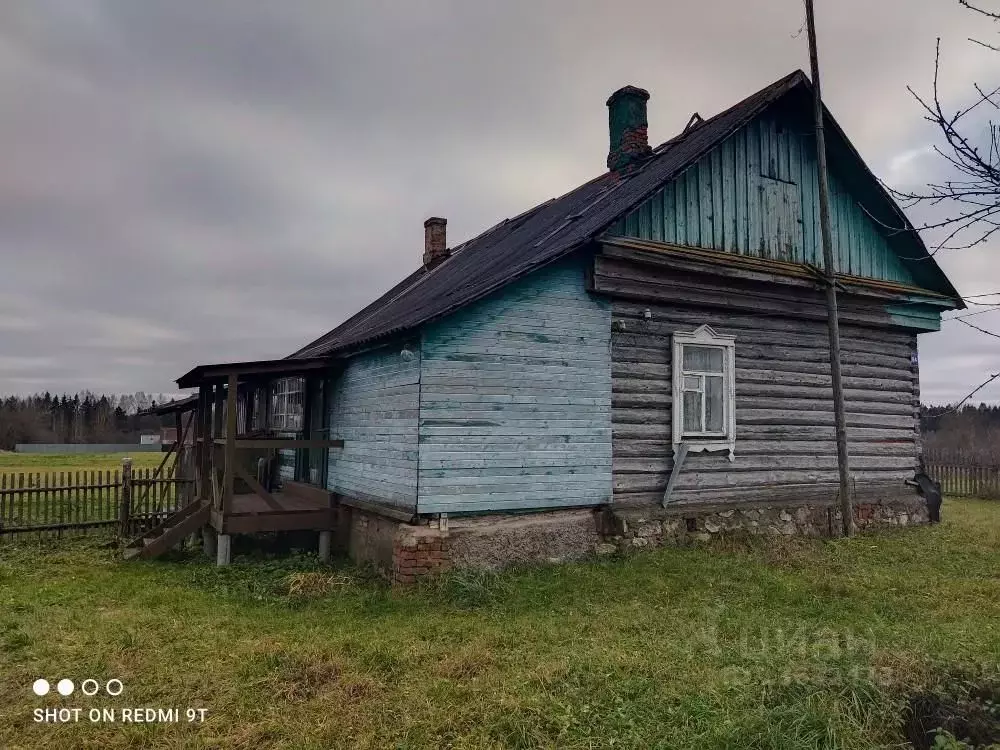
[608,112,915,284]
[417,256,612,514]
[327,345,420,510]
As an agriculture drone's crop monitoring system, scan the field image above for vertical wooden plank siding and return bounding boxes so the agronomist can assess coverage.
[595,258,922,505]
[327,345,421,510]
[608,113,914,284]
[417,256,612,514]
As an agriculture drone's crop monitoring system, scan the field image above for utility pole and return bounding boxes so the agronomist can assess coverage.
[804,0,854,536]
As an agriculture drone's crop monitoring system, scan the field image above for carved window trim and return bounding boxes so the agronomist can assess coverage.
[672,325,736,461]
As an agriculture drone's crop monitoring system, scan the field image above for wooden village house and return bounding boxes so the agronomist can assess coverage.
[130,71,963,579]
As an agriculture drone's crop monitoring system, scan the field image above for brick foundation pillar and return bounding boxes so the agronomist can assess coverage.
[392,525,452,585]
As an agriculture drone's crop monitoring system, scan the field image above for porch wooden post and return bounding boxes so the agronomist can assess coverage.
[261,381,273,488]
[244,383,256,433]
[190,399,200,502]
[174,410,185,506]
[212,383,225,508]
[299,378,313,482]
[223,374,238,516]
[212,384,225,439]
[198,386,211,503]
[262,381,272,433]
[185,411,196,504]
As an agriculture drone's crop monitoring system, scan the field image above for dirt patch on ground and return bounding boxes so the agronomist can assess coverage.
[903,679,1000,749]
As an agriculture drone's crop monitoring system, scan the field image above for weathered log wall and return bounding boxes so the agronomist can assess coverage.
[594,254,921,506]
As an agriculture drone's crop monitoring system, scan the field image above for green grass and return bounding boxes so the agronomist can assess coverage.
[0,452,169,475]
[1,500,999,749]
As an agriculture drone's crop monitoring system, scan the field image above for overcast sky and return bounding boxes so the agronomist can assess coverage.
[0,0,997,404]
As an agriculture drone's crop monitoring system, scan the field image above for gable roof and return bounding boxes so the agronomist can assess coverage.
[291,70,960,360]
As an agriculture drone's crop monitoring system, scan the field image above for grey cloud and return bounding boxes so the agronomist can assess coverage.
[0,0,997,404]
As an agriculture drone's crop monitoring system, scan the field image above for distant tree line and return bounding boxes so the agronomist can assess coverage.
[0,392,171,450]
[921,403,1000,464]
[1,391,997,462]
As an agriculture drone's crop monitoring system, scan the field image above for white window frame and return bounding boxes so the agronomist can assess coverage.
[672,325,736,461]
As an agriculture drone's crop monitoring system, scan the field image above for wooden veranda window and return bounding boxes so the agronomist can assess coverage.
[270,377,304,432]
[269,376,328,488]
[302,377,329,488]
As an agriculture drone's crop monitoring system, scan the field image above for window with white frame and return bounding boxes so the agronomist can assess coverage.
[672,325,736,460]
[270,377,304,432]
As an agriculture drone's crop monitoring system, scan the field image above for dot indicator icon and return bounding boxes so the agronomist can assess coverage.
[32,679,50,696]
[57,679,75,696]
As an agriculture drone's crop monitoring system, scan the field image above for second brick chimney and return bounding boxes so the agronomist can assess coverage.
[423,217,448,267]
[606,85,652,172]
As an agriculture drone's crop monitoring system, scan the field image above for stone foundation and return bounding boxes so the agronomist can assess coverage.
[607,496,929,550]
[336,495,931,584]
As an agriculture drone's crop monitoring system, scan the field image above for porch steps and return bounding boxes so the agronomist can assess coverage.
[123,501,210,560]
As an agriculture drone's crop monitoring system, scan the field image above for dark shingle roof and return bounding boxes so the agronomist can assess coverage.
[289,69,955,359]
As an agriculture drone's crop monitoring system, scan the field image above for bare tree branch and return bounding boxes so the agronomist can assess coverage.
[938,371,1000,415]
[970,37,1000,52]
[885,23,999,254]
[958,0,1000,20]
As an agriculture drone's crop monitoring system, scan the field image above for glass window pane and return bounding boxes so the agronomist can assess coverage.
[706,376,725,432]
[682,390,703,433]
[683,345,724,373]
[683,375,702,391]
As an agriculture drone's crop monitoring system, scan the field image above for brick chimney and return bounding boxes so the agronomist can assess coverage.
[423,217,448,267]
[606,86,652,172]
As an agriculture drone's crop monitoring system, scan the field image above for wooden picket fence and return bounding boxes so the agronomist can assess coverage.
[0,460,196,539]
[925,457,1000,500]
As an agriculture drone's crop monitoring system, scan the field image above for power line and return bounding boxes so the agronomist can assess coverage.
[958,318,1000,340]
[893,296,1000,308]
[945,307,1000,320]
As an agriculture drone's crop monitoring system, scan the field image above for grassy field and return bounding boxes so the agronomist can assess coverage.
[1,500,998,749]
[0,452,169,475]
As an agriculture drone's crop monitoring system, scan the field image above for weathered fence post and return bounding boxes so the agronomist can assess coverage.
[119,457,133,538]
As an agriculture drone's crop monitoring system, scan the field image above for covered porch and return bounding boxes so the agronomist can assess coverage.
[179,357,343,536]
[125,356,345,563]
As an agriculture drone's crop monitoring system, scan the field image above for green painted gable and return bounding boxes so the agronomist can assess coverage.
[608,106,920,286]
